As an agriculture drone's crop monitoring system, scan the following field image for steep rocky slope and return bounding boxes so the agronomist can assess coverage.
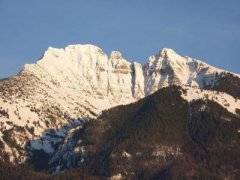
[49,86,240,179]
[0,44,239,172]
[1,86,239,179]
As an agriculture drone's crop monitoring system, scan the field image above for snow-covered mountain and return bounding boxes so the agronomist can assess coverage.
[0,44,239,169]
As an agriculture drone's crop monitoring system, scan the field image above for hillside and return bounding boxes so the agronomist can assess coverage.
[0,44,239,179]
[1,86,239,179]
[50,86,239,179]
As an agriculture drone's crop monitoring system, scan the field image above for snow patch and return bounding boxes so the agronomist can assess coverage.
[182,86,240,116]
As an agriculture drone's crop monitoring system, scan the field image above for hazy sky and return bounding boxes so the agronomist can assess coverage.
[0,0,239,78]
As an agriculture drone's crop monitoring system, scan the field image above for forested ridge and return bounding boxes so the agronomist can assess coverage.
[0,86,239,179]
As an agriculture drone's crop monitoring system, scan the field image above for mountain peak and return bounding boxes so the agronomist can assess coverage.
[64,44,105,54]
[1,43,240,173]
[159,48,177,58]
[22,44,229,93]
[41,44,106,60]
[22,44,233,90]
[110,51,123,59]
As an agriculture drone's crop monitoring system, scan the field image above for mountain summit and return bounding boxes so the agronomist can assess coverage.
[0,44,239,176]
[23,44,230,100]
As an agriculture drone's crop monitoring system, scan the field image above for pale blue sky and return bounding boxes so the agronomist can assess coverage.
[0,0,239,78]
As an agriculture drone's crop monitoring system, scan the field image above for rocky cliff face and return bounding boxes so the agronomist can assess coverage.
[23,44,227,103]
[24,45,143,104]
[143,48,223,94]
[0,44,239,167]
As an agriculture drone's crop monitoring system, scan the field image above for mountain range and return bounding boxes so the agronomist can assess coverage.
[0,44,239,179]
